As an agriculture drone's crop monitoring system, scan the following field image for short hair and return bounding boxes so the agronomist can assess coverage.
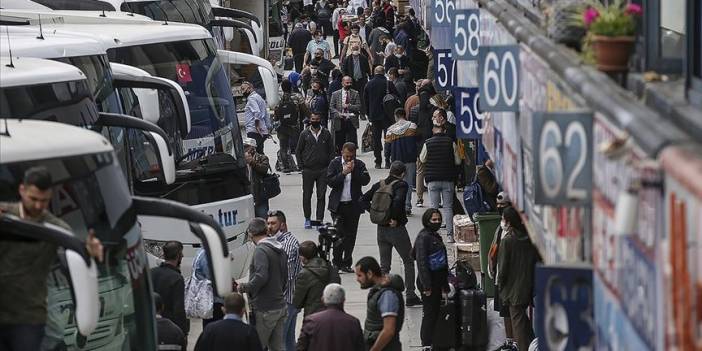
[355,256,382,276]
[342,142,358,152]
[311,78,323,86]
[315,48,324,55]
[379,34,388,41]
[373,65,385,75]
[314,30,323,36]
[409,8,415,16]
[153,292,163,313]
[247,218,268,237]
[387,67,399,77]
[394,108,406,119]
[23,166,52,190]
[223,293,246,314]
[389,161,406,177]
[351,24,360,30]
[323,283,346,305]
[162,241,183,260]
[240,80,252,88]
[310,111,322,119]
[267,209,287,224]
[281,79,292,93]
[299,240,318,260]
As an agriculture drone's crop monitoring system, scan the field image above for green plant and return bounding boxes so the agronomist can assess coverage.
[574,0,642,37]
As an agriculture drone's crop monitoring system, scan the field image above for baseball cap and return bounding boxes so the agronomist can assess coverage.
[496,191,511,205]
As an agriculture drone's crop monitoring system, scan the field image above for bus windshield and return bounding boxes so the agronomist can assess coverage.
[120,0,213,28]
[107,38,244,166]
[0,152,156,351]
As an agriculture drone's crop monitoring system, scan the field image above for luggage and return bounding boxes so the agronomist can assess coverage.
[361,124,373,153]
[433,297,459,348]
[454,260,478,290]
[459,289,488,348]
[369,179,400,224]
[453,215,478,243]
[463,178,491,220]
[275,148,298,173]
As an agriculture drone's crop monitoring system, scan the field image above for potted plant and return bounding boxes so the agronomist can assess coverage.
[578,0,642,72]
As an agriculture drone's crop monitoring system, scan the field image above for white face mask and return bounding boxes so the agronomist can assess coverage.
[310,69,317,74]
[394,53,402,58]
[500,220,509,232]
[352,50,360,56]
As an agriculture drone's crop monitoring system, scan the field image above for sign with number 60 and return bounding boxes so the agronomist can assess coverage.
[453,87,484,139]
[478,45,520,112]
[452,9,480,60]
[532,112,593,206]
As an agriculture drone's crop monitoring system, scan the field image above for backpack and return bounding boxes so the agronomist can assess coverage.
[463,176,491,220]
[369,179,400,225]
[275,94,299,127]
[382,81,401,126]
[454,260,478,290]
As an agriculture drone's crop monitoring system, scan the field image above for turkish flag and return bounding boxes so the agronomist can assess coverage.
[176,63,192,84]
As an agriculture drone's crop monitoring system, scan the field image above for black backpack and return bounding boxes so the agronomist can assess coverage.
[454,260,478,290]
[275,95,299,127]
[382,81,401,125]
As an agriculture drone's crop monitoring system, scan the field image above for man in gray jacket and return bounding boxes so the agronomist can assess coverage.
[238,218,289,351]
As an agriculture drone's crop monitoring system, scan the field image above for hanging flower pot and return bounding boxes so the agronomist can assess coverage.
[592,35,635,72]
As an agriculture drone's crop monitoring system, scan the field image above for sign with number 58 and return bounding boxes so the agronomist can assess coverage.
[532,112,593,205]
[452,9,480,60]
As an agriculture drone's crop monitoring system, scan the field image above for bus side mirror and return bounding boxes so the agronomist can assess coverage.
[141,131,176,185]
[64,249,99,337]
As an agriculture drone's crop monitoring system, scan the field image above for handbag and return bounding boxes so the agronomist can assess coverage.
[261,165,281,200]
[361,123,373,153]
[184,250,214,319]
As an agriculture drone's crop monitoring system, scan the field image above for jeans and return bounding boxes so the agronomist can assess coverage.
[332,203,361,268]
[416,156,426,202]
[403,162,416,211]
[247,132,266,154]
[255,307,288,351]
[255,201,269,219]
[301,168,327,220]
[428,181,455,235]
[0,323,44,351]
[509,304,535,351]
[377,225,416,295]
[283,303,298,351]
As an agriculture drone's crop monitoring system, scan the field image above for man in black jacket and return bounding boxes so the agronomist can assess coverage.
[341,46,371,119]
[361,162,421,306]
[194,293,262,351]
[154,293,187,351]
[288,23,313,72]
[296,112,335,229]
[327,142,371,272]
[150,241,189,335]
[364,65,399,168]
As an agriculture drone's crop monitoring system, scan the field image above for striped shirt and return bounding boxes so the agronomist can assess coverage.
[275,231,301,304]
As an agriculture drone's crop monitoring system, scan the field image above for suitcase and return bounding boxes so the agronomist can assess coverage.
[275,149,298,173]
[453,215,478,243]
[459,289,488,348]
[433,297,459,348]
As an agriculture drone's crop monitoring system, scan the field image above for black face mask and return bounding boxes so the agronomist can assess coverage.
[243,89,251,97]
[427,222,441,232]
[310,121,321,128]
[315,56,323,61]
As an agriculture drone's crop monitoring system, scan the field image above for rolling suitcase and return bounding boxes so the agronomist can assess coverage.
[459,289,488,348]
[433,297,459,348]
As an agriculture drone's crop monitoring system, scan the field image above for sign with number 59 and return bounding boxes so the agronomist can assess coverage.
[532,112,593,205]
[478,45,520,111]
[453,87,484,139]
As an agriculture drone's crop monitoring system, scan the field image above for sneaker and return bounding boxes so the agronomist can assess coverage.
[405,294,422,306]
[416,201,424,208]
[304,218,312,229]
[384,161,391,169]
[406,209,412,216]
[446,235,455,243]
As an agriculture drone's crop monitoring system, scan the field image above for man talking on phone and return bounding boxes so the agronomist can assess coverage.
[326,142,370,273]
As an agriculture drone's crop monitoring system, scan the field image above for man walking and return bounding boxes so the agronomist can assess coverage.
[288,23,313,72]
[150,241,188,336]
[238,218,289,351]
[330,76,362,153]
[194,293,263,351]
[267,211,301,351]
[296,112,335,229]
[341,45,371,112]
[274,80,308,163]
[361,162,422,306]
[296,284,365,351]
[244,138,271,218]
[419,122,462,243]
[304,31,332,66]
[327,142,371,272]
[294,241,341,317]
[385,108,417,214]
[243,81,272,154]
[354,257,405,351]
[365,66,398,168]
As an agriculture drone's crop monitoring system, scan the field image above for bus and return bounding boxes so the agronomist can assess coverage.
[0,117,231,350]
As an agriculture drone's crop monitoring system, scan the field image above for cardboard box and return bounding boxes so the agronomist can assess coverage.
[453,215,478,243]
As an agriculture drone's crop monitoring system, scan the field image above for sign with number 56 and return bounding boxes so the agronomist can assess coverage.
[453,87,484,139]
[532,112,593,205]
[478,45,520,111]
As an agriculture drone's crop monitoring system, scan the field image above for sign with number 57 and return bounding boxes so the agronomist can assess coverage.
[453,87,484,139]
[532,112,593,206]
[433,49,457,91]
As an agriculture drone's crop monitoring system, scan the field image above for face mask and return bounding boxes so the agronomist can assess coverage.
[343,85,350,90]
[433,121,442,127]
[395,53,402,58]
[500,220,509,232]
[316,38,322,43]
[315,55,323,60]
[352,50,360,56]
[243,89,251,97]
[310,121,321,128]
[310,69,317,74]
[427,222,441,232]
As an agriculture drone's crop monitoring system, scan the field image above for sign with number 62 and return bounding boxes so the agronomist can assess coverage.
[532,112,593,205]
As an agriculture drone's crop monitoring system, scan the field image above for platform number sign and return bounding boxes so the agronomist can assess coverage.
[453,87,484,139]
[432,0,455,28]
[478,45,520,111]
[532,112,593,206]
[433,49,457,91]
[452,9,480,60]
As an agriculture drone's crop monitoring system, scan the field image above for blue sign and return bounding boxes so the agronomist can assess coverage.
[532,112,593,206]
[433,49,457,91]
[478,45,520,111]
[452,9,480,60]
[453,87,484,139]
[431,0,455,28]
[535,264,595,351]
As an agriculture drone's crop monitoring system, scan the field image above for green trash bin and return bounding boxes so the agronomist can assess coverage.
[474,213,501,297]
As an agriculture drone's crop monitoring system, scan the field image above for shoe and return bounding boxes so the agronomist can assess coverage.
[416,201,423,208]
[446,235,455,244]
[405,294,422,306]
[375,163,382,169]
[304,218,312,229]
[384,161,391,169]
[340,266,354,273]
[406,209,412,216]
